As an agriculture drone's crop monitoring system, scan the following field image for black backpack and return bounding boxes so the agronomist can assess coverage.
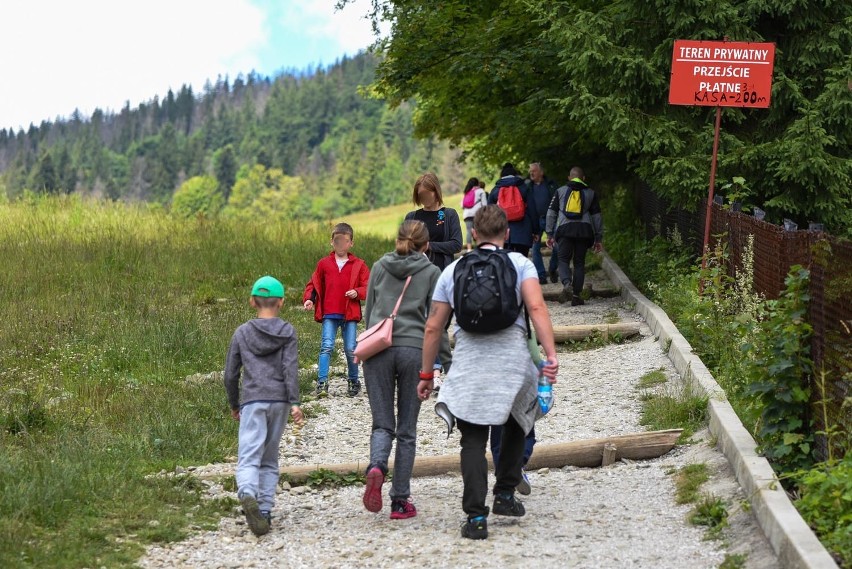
[453,244,521,333]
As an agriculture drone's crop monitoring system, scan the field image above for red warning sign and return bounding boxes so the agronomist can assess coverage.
[669,40,775,108]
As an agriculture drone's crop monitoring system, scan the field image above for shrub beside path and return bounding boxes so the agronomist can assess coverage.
[141,269,777,569]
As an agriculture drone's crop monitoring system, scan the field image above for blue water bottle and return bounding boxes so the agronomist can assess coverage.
[537,362,553,414]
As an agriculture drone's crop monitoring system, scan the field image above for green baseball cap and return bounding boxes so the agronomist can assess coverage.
[251,276,285,298]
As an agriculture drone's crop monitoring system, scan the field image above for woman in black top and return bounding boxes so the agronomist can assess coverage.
[404,172,461,376]
[404,172,463,271]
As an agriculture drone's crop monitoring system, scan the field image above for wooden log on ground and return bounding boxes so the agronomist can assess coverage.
[196,429,681,481]
[542,286,620,301]
[551,323,640,342]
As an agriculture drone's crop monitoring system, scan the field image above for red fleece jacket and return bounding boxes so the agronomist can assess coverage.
[302,252,369,323]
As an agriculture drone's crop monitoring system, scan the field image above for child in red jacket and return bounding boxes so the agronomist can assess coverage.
[303,223,370,397]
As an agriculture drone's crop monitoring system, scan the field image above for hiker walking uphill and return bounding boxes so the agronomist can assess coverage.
[360,220,442,520]
[488,163,540,257]
[461,177,488,252]
[526,162,560,284]
[418,205,558,540]
[546,166,603,306]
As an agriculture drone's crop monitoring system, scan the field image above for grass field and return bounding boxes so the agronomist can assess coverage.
[0,195,394,568]
[335,193,466,239]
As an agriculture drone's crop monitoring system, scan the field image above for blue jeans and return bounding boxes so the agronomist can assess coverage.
[490,424,536,469]
[532,217,558,279]
[319,318,359,383]
[236,401,290,512]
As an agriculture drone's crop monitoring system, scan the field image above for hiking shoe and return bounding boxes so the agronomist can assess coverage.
[461,516,488,540]
[347,380,361,397]
[492,492,525,517]
[549,270,558,283]
[315,382,329,397]
[539,276,548,285]
[559,284,572,304]
[516,469,531,496]
[240,494,270,536]
[363,466,385,513]
[571,296,585,306]
[261,510,272,527]
[389,498,417,519]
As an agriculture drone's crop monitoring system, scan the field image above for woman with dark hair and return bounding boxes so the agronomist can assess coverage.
[487,163,540,257]
[461,177,488,252]
[361,220,442,520]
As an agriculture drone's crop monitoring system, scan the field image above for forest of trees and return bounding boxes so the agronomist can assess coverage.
[0,53,470,220]
[355,0,852,236]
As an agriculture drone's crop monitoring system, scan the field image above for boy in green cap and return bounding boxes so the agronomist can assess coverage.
[224,275,304,537]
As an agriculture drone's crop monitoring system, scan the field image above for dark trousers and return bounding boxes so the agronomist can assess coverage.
[505,242,530,257]
[557,237,591,295]
[490,425,536,468]
[457,415,525,518]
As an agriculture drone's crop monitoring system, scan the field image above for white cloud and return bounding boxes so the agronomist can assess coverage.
[280,0,383,54]
[0,0,267,130]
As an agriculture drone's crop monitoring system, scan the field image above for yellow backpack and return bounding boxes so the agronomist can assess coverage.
[564,188,584,220]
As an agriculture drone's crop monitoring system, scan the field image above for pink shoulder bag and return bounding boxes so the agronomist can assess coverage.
[354,276,412,362]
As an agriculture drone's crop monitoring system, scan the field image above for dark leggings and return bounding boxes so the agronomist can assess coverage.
[457,416,525,518]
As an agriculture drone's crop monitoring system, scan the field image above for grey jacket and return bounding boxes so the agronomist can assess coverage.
[224,317,299,410]
[545,180,604,243]
[364,251,441,350]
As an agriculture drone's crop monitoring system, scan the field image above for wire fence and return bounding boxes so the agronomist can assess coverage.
[638,185,851,459]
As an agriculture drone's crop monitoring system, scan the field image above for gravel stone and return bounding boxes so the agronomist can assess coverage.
[143,269,777,569]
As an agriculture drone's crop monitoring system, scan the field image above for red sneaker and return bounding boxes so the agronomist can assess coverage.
[390,498,417,519]
[363,467,384,513]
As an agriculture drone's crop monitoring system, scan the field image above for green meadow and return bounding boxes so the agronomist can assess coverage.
[338,193,466,239]
[0,195,393,568]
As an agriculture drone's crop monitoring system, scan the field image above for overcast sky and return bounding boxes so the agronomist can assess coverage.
[0,0,381,131]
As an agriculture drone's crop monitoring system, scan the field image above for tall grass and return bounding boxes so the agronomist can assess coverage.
[0,195,392,567]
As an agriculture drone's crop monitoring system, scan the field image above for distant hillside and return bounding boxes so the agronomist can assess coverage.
[0,53,471,219]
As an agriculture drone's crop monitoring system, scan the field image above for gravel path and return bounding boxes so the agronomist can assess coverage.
[142,270,778,569]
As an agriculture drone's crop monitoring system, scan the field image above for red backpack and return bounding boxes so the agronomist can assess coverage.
[497,184,526,222]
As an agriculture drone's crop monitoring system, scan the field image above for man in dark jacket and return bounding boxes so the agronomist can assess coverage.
[526,162,560,284]
[545,167,603,305]
[488,163,539,257]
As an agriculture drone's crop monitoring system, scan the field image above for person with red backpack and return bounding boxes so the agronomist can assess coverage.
[488,163,540,257]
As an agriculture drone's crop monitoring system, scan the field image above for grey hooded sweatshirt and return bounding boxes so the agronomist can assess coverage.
[364,251,442,349]
[224,317,299,410]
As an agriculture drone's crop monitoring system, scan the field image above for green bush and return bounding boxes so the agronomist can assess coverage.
[794,455,852,567]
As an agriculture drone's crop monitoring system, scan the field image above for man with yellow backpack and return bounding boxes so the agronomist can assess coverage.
[545,166,603,305]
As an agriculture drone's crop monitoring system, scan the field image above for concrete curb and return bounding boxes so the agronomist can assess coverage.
[600,254,838,569]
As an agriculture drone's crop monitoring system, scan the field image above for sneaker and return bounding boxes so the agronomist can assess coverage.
[347,380,361,397]
[559,284,572,304]
[315,382,329,397]
[549,270,558,283]
[516,469,531,496]
[389,498,417,519]
[363,466,385,513]
[432,369,443,393]
[461,515,488,540]
[492,492,525,517]
[571,296,585,306]
[240,494,270,536]
[260,510,272,527]
[539,276,548,285]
